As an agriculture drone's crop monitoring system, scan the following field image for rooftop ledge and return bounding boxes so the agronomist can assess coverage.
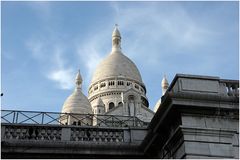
[166,73,239,97]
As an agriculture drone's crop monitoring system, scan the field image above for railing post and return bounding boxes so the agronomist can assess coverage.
[123,129,130,142]
[67,114,69,125]
[134,116,136,127]
[1,126,5,139]
[15,112,18,123]
[112,116,113,126]
[227,83,233,96]
[13,111,15,123]
[232,84,239,97]
[61,127,71,141]
[41,113,44,124]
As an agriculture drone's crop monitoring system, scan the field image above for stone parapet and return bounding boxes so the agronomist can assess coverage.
[1,123,148,158]
[141,74,239,159]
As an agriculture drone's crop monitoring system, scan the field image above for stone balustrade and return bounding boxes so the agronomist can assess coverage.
[71,128,124,142]
[220,80,239,97]
[2,123,147,158]
[1,124,136,143]
[2,125,62,141]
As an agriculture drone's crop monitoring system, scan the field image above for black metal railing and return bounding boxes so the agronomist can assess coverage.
[1,110,149,128]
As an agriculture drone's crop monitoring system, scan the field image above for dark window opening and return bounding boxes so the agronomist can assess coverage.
[118,102,123,107]
[94,86,98,90]
[109,102,114,110]
[100,83,106,88]
[135,84,139,89]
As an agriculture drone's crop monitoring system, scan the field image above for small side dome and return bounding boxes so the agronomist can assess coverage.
[62,90,93,114]
[61,70,93,114]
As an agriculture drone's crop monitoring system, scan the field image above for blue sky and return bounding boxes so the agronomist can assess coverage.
[2,1,239,112]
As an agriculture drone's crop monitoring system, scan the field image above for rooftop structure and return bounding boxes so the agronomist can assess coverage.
[62,26,154,123]
[2,74,239,158]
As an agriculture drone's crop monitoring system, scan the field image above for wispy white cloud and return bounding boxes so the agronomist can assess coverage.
[25,1,217,93]
[23,2,237,108]
[111,2,217,56]
[25,36,75,90]
[48,49,75,90]
[27,1,52,20]
[2,50,15,61]
[24,2,77,90]
[47,68,74,90]
[25,39,45,59]
[75,27,112,87]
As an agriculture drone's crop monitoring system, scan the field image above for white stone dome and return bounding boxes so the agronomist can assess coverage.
[88,26,149,111]
[62,89,93,114]
[91,51,143,84]
[61,71,93,114]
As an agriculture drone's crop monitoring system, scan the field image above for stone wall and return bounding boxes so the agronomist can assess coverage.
[141,74,239,159]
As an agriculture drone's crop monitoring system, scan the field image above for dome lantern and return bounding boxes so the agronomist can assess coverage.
[75,69,83,90]
[112,24,121,53]
[161,75,169,95]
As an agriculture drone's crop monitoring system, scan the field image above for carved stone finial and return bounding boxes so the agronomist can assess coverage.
[75,70,83,89]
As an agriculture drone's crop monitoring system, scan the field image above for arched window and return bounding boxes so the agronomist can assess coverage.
[127,82,132,86]
[135,84,139,89]
[100,83,106,88]
[94,86,98,90]
[118,102,123,107]
[109,81,115,86]
[109,102,114,110]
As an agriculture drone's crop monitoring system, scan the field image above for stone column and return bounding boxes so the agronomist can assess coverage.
[129,100,135,116]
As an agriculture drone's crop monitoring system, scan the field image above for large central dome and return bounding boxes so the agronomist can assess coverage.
[88,26,149,112]
[91,51,143,83]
